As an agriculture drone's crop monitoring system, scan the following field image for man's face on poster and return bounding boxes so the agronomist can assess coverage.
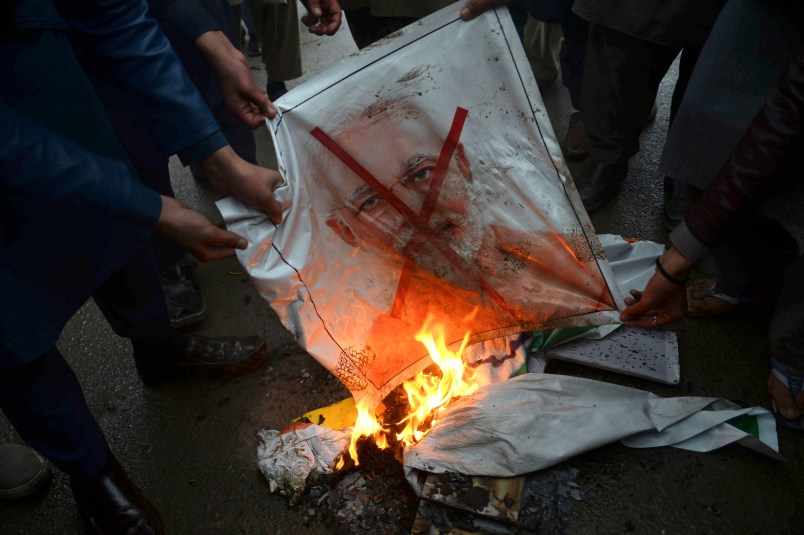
[325,107,482,283]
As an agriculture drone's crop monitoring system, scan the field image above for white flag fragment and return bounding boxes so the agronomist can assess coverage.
[219,7,624,406]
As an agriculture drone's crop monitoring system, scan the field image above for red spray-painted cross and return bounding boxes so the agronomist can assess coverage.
[310,107,518,320]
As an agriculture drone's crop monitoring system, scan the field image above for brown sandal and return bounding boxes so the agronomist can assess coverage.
[686,279,739,316]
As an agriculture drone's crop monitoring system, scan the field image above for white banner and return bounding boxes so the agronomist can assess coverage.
[219,6,625,406]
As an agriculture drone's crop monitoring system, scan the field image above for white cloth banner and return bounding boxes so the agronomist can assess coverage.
[219,7,625,406]
[403,373,780,493]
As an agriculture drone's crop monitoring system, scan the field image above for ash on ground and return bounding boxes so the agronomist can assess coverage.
[300,441,419,534]
[411,467,584,535]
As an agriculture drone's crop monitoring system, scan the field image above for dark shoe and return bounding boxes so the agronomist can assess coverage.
[574,162,628,213]
[266,80,288,102]
[134,334,268,385]
[0,443,51,500]
[662,176,688,230]
[160,256,207,329]
[70,456,165,535]
[564,111,589,161]
[245,38,261,57]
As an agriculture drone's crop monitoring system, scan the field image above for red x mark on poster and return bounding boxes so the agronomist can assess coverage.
[311,107,518,319]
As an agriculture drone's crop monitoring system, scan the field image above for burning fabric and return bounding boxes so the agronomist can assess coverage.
[219,6,624,409]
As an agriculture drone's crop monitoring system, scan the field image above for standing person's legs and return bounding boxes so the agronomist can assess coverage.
[249,0,302,101]
[0,347,165,532]
[576,23,680,212]
[241,1,262,55]
[230,2,244,50]
[0,349,110,479]
[93,244,269,384]
[768,253,804,429]
[523,17,562,89]
[92,245,173,346]
[663,46,703,226]
[559,10,589,160]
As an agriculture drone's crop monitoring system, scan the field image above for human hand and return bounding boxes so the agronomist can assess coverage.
[155,196,247,262]
[196,31,276,127]
[301,0,342,36]
[459,0,509,20]
[197,146,285,224]
[620,248,694,329]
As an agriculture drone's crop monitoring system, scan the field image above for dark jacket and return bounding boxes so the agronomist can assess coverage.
[0,0,227,364]
[671,51,804,263]
[572,0,724,47]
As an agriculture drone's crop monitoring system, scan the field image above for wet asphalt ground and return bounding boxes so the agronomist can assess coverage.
[3,10,803,534]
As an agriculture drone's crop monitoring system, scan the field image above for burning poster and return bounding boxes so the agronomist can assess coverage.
[218,6,624,407]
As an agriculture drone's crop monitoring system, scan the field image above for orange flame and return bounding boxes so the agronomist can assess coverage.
[337,316,477,468]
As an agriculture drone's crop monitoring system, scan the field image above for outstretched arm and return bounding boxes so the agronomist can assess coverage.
[197,145,285,224]
[195,30,276,128]
[156,196,248,261]
[622,51,804,328]
[2,103,247,262]
[55,0,284,217]
[619,247,691,329]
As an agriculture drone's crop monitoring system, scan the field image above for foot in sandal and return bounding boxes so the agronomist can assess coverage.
[768,356,804,431]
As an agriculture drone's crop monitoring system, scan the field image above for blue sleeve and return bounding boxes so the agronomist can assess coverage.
[0,103,162,227]
[147,0,220,43]
[52,0,225,164]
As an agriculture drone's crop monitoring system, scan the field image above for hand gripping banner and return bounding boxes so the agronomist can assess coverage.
[218,6,625,406]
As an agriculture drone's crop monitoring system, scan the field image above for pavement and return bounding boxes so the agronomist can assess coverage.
[3,9,803,535]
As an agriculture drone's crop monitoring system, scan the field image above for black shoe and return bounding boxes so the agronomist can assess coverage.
[70,456,165,535]
[564,111,590,161]
[134,334,268,385]
[574,162,628,213]
[245,39,261,57]
[266,80,288,102]
[662,176,687,230]
[0,443,51,500]
[160,256,207,329]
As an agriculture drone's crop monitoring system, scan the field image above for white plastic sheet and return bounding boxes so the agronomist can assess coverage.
[403,373,780,492]
[219,6,625,406]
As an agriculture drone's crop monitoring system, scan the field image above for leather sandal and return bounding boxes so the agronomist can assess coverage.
[686,279,740,316]
[769,356,804,432]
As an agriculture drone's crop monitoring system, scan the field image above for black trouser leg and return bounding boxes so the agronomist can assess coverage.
[92,245,172,344]
[0,348,111,478]
[581,24,681,165]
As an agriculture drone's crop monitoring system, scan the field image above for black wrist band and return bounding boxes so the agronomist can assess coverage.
[655,257,688,286]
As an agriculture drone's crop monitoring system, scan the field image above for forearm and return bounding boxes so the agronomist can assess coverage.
[53,0,221,157]
[1,104,161,226]
[195,29,241,74]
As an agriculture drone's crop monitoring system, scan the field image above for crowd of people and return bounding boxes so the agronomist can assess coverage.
[1,0,801,532]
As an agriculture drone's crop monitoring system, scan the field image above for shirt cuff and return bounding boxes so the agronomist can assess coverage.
[159,1,221,43]
[127,180,163,226]
[176,131,228,166]
[669,221,710,264]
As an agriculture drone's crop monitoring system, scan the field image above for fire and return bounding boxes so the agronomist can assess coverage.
[338,316,477,468]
